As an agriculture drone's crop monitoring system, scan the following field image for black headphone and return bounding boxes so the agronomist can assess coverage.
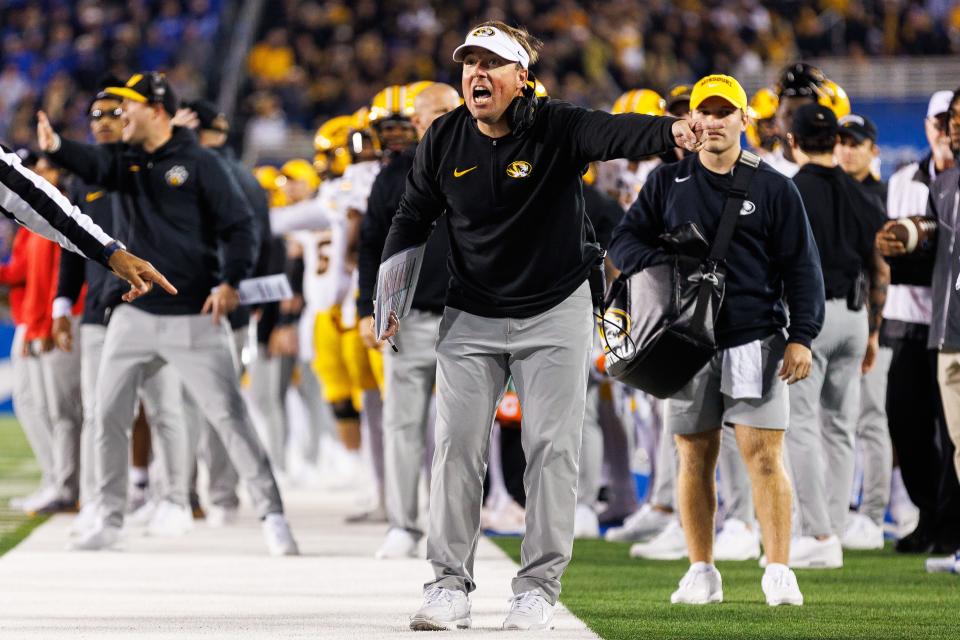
[506,74,540,136]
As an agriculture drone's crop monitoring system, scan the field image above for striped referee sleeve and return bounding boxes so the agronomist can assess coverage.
[0,146,114,266]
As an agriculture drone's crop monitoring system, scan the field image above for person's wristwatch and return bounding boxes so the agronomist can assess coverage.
[101,240,126,264]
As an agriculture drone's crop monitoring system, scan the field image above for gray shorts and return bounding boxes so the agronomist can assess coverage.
[666,332,789,435]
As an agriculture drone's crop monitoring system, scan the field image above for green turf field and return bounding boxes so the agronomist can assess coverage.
[0,416,48,557]
[494,534,960,639]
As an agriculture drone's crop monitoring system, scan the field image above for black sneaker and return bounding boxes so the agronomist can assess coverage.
[895,526,934,554]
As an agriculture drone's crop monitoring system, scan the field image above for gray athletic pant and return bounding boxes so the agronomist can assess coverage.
[426,282,593,605]
[185,328,245,508]
[597,384,636,517]
[81,323,185,509]
[857,346,893,525]
[383,310,440,537]
[40,316,83,503]
[578,383,603,508]
[787,299,868,537]
[248,346,287,465]
[11,325,55,489]
[79,324,105,506]
[95,305,282,528]
[296,359,331,463]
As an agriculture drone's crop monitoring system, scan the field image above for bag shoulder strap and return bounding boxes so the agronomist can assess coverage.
[708,150,761,263]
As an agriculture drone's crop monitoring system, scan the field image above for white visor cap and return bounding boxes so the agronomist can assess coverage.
[453,26,530,70]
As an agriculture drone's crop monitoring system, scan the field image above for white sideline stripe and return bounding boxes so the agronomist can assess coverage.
[0,487,598,639]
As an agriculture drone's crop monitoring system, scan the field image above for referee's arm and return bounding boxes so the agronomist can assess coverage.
[1,145,176,299]
[0,145,116,265]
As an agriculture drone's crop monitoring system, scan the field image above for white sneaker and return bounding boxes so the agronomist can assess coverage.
[127,484,148,514]
[502,590,555,630]
[20,485,59,513]
[670,563,723,604]
[925,551,960,574]
[146,500,193,537]
[69,504,100,538]
[605,504,674,543]
[409,587,471,631]
[481,499,526,535]
[10,486,50,511]
[126,500,158,527]
[262,513,299,556]
[375,528,418,559]
[841,513,884,550]
[762,563,804,606]
[787,535,843,569]
[70,523,122,551]
[630,519,687,560]
[714,518,761,561]
[206,505,239,528]
[573,505,600,539]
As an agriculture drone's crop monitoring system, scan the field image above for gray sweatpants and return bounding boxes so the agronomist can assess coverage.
[185,328,245,508]
[248,346,288,466]
[787,299,868,537]
[40,316,83,503]
[383,310,440,537]
[578,383,603,508]
[426,282,593,605]
[11,325,55,489]
[95,305,282,528]
[79,324,105,506]
[81,324,185,509]
[856,346,893,525]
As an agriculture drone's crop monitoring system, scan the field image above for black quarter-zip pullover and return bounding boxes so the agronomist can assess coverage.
[381,99,677,318]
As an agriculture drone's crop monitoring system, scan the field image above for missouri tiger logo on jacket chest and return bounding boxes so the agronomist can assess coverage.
[506,161,532,179]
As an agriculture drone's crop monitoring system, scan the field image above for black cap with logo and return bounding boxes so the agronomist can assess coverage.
[838,113,878,144]
[790,103,837,139]
[104,72,179,116]
[187,99,229,133]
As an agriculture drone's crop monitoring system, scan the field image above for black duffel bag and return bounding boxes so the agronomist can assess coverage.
[601,151,760,398]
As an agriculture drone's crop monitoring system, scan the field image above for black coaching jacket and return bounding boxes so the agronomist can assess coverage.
[381,96,677,318]
[47,127,256,316]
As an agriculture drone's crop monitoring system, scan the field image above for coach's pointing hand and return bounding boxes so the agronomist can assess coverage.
[202,283,241,324]
[109,250,178,302]
[672,119,724,152]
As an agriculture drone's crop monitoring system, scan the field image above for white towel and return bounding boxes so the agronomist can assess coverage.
[721,339,763,399]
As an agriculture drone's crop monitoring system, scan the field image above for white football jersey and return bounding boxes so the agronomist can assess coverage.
[596,157,663,210]
[333,161,382,328]
[295,178,351,314]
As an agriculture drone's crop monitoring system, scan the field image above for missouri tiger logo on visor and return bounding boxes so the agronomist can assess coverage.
[165,165,189,187]
[471,27,496,37]
[505,160,532,178]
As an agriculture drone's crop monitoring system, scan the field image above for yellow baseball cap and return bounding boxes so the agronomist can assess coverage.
[690,74,748,111]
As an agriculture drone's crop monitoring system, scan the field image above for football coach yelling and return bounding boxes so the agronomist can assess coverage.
[376,22,716,631]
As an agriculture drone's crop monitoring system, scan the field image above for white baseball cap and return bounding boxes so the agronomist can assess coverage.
[453,25,530,70]
[927,90,954,118]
